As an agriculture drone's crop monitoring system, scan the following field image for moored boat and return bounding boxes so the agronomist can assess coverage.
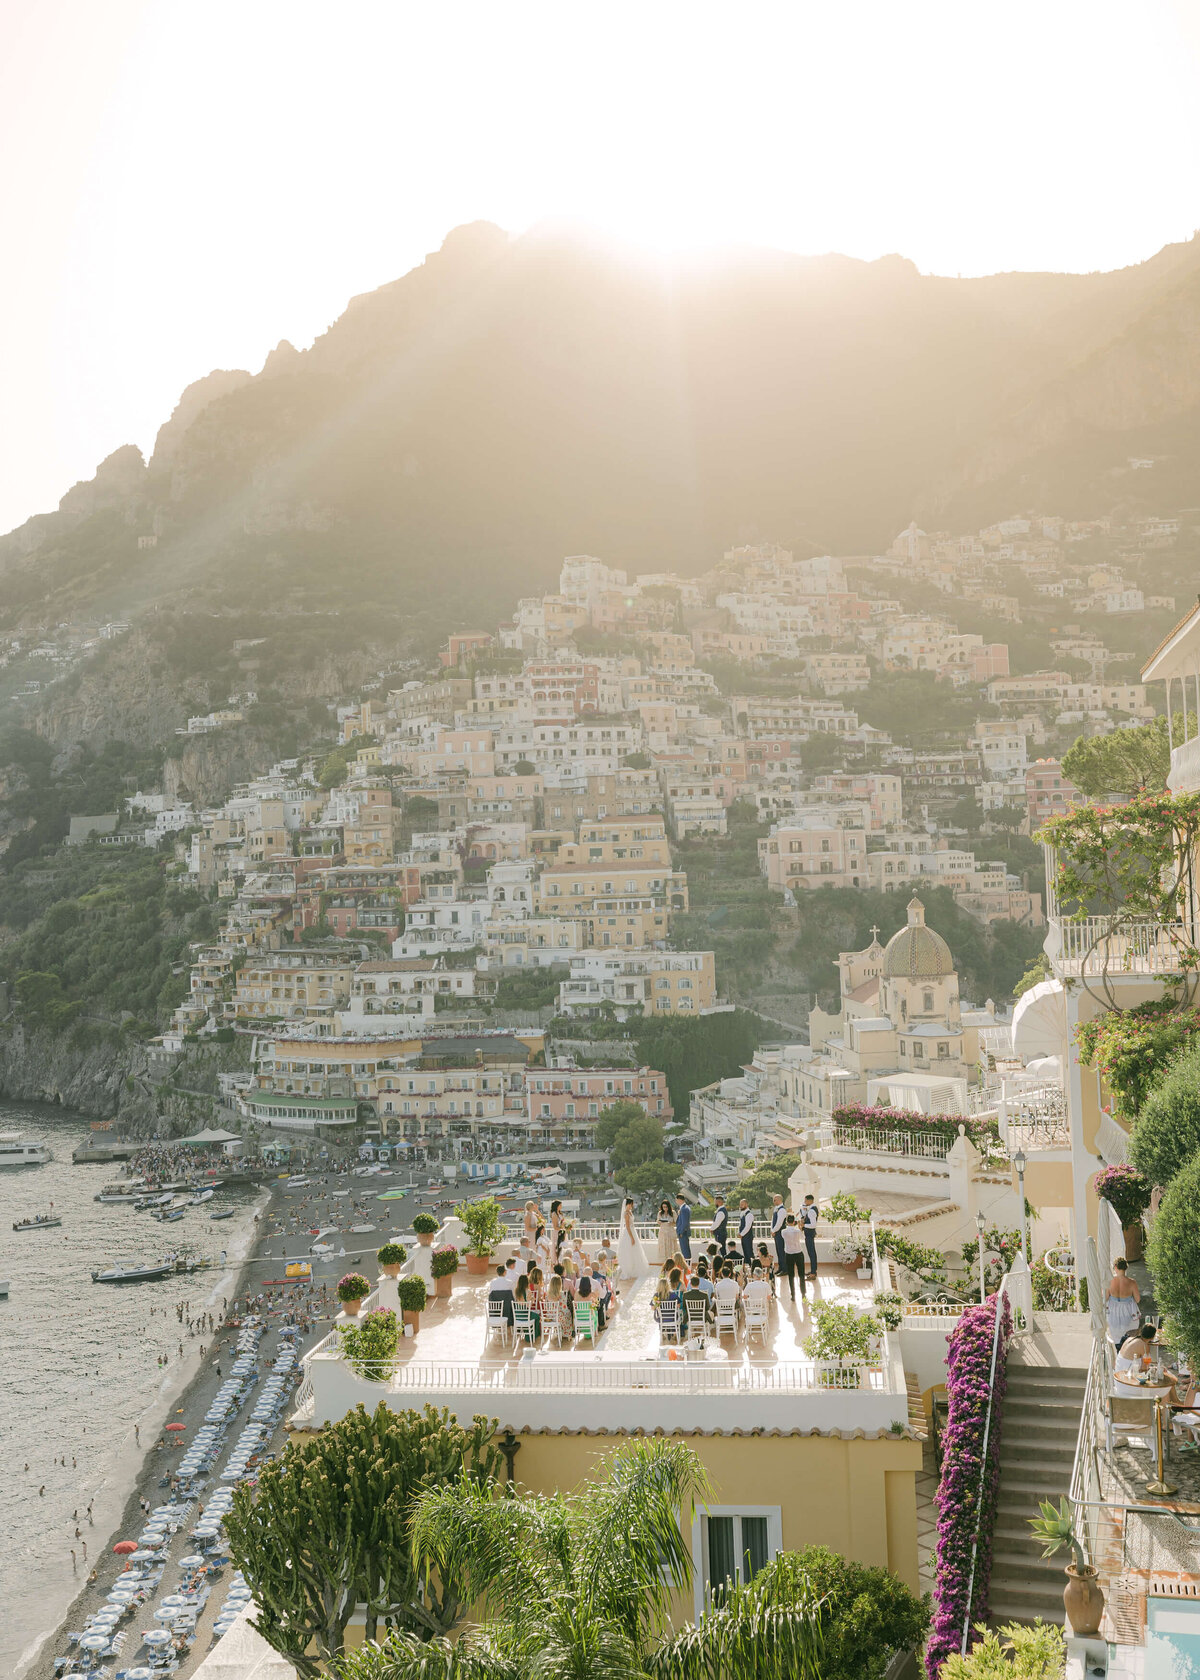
[13,1214,62,1231]
[210,1208,234,1220]
[0,1132,51,1169]
[91,1260,175,1284]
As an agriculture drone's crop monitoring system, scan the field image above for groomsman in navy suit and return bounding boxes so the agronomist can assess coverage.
[675,1196,692,1261]
[711,1195,728,1253]
[738,1199,755,1263]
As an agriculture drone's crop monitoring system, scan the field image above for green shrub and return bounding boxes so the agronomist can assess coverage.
[1147,1150,1200,1373]
[752,1546,929,1680]
[1130,1042,1200,1187]
[336,1272,371,1303]
[431,1244,459,1279]
[397,1275,428,1314]
[376,1242,407,1268]
[804,1301,881,1363]
[876,1229,944,1274]
[411,1212,439,1235]
[454,1195,503,1256]
[337,1308,398,1381]
[873,1292,905,1331]
[1075,1002,1200,1122]
[939,1620,1064,1679]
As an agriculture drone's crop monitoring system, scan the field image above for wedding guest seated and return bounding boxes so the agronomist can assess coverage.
[545,1273,566,1329]
[682,1272,712,1327]
[488,1264,515,1326]
[755,1243,777,1293]
[514,1272,541,1337]
[713,1262,741,1316]
[577,1273,606,1331]
[743,1265,772,1314]
[692,1260,715,1303]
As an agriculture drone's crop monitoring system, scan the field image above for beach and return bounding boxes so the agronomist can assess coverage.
[16,1153,425,1680]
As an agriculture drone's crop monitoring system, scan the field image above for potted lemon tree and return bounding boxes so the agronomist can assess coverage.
[455,1196,504,1275]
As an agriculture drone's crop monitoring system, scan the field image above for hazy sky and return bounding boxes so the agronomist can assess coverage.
[3,0,1200,537]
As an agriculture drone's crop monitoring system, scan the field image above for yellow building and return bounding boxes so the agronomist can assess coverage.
[292,1254,922,1617]
[229,954,354,1021]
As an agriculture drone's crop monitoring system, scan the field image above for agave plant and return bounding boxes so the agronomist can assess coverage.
[1029,1497,1088,1574]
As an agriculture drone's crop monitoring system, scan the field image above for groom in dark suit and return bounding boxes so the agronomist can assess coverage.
[675,1196,692,1261]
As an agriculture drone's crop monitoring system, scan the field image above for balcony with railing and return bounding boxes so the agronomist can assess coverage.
[296,1229,907,1437]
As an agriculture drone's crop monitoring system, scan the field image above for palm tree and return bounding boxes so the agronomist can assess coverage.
[334,1441,825,1680]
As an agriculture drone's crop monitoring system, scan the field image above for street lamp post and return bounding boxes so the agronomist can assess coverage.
[1013,1147,1028,1266]
[975,1210,987,1305]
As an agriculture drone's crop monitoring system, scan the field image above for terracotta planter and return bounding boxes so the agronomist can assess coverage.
[435,1273,453,1298]
[380,1263,403,1279]
[465,1252,493,1275]
[403,1310,421,1335]
[1063,1564,1105,1636]
[416,1232,435,1247]
[1123,1222,1144,1263]
[340,1296,365,1317]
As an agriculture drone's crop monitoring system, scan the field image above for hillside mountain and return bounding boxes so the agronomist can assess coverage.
[6,220,1200,629]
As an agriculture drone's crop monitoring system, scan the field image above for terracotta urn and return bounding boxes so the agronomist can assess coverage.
[1123,1222,1144,1263]
[436,1273,453,1298]
[380,1262,403,1279]
[465,1252,492,1275]
[1063,1564,1105,1636]
[341,1296,364,1317]
[417,1232,435,1247]
[403,1309,421,1335]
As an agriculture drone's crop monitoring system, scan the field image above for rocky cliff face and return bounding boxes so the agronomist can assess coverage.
[0,1020,158,1123]
[6,220,1200,628]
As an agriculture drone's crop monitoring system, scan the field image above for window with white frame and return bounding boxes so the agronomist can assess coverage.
[693,1507,781,1610]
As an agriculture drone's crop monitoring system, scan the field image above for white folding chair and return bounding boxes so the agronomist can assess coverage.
[542,1299,567,1348]
[685,1298,709,1341]
[486,1298,511,1348]
[512,1305,538,1347]
[714,1298,739,1339]
[744,1297,769,1346]
[658,1301,682,1344]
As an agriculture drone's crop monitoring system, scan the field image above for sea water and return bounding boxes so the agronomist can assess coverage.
[0,1104,261,1677]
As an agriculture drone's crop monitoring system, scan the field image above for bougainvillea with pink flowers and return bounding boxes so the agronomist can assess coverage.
[1093,1164,1152,1230]
[832,1102,996,1145]
[925,1294,1012,1677]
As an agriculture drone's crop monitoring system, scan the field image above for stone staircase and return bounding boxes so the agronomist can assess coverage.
[988,1364,1088,1629]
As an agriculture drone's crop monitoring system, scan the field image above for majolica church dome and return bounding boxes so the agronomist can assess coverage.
[882,896,954,980]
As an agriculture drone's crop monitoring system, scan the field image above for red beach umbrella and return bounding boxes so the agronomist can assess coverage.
[113,1541,138,1555]
[165,1422,186,1432]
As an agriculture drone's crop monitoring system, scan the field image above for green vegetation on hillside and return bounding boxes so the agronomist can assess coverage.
[0,846,216,1033]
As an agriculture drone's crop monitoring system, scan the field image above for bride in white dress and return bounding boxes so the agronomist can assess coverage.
[616,1197,650,1279]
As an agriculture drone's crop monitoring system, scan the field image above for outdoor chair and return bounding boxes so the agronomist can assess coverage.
[512,1305,539,1347]
[1106,1392,1156,1454]
[744,1298,769,1345]
[657,1301,682,1344]
[713,1299,739,1339]
[542,1300,568,1348]
[574,1302,600,1346]
[486,1298,511,1349]
[684,1299,709,1341]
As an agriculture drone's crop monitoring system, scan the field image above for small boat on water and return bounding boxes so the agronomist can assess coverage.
[95,1185,141,1204]
[13,1213,62,1231]
[210,1209,234,1221]
[136,1192,174,1210]
[92,1260,175,1284]
[153,1207,185,1223]
[190,1188,214,1205]
[0,1132,51,1169]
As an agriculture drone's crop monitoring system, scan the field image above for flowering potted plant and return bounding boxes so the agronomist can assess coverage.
[454,1196,504,1274]
[1094,1164,1152,1262]
[411,1212,439,1247]
[376,1241,408,1278]
[826,1191,873,1273]
[431,1243,460,1298]
[336,1272,371,1317]
[397,1274,427,1335]
[1029,1495,1104,1636]
[338,1307,398,1381]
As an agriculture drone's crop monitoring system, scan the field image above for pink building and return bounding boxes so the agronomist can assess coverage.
[525,1066,673,1129]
